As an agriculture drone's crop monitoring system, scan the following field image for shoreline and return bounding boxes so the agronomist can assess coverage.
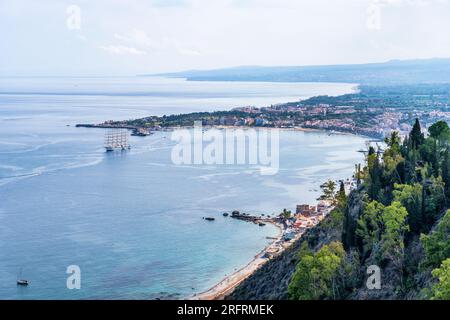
[76,122,381,141]
[190,199,340,300]
[190,221,284,300]
[74,85,367,300]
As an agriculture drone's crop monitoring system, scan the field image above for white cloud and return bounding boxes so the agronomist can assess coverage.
[99,45,147,55]
[177,48,201,56]
[76,34,87,41]
[114,29,161,49]
[113,29,201,56]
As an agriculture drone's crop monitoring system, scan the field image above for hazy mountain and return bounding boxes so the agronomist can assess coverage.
[148,58,450,85]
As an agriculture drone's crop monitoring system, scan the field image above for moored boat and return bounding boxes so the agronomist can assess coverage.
[17,279,29,286]
[16,268,28,286]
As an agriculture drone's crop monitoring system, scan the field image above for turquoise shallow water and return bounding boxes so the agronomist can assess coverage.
[0,77,365,299]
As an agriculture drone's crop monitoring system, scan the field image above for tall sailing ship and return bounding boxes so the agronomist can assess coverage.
[104,129,131,152]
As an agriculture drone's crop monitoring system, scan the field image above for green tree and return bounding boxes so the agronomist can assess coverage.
[355,163,362,186]
[422,177,446,228]
[428,120,450,141]
[288,254,317,300]
[420,210,450,269]
[385,131,401,155]
[380,201,409,263]
[442,148,450,198]
[356,201,384,259]
[410,118,424,149]
[281,208,292,219]
[403,146,419,184]
[393,183,423,234]
[319,180,337,204]
[323,208,344,231]
[288,242,346,300]
[336,181,347,206]
[366,147,383,201]
[429,258,450,300]
[419,138,440,177]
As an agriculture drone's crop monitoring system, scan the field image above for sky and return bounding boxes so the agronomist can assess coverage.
[1,0,450,76]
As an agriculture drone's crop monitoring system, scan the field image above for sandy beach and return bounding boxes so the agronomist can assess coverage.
[191,221,284,300]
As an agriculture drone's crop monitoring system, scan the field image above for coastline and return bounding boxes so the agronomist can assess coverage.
[76,122,381,141]
[72,82,366,300]
[78,124,366,301]
[191,221,284,300]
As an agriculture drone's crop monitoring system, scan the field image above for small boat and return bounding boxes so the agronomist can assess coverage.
[223,213,229,217]
[259,222,266,227]
[17,279,29,286]
[17,268,28,286]
[204,217,215,221]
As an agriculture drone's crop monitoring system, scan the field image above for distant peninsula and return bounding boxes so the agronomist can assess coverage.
[143,58,450,85]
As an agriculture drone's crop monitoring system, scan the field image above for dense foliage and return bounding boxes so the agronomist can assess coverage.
[288,119,450,300]
[420,211,450,269]
[429,258,450,300]
[288,242,348,300]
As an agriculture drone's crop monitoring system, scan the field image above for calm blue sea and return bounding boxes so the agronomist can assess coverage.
[0,77,365,299]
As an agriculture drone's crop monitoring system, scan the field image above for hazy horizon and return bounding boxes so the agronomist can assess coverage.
[2,0,450,77]
[2,57,449,78]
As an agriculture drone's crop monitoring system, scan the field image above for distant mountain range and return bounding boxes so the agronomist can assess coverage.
[146,58,450,85]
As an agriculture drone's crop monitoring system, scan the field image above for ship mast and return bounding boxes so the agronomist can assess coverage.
[104,129,130,151]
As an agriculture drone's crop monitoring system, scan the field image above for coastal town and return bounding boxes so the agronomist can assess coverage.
[76,83,450,141]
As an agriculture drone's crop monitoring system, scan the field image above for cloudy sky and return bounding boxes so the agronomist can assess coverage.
[1,0,450,76]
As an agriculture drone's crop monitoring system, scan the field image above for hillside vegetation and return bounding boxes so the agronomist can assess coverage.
[227,120,450,300]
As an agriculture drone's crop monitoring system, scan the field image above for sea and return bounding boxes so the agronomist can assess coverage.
[0,76,367,299]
